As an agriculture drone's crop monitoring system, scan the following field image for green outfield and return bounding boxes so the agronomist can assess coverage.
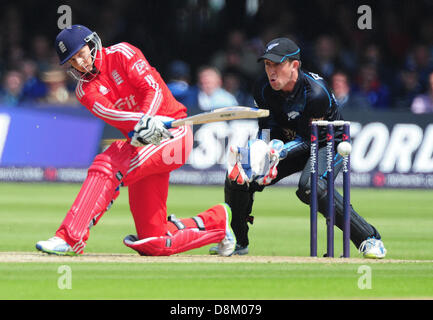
[0,183,432,299]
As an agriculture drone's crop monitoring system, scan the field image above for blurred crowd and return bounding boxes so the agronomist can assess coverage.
[1,0,433,114]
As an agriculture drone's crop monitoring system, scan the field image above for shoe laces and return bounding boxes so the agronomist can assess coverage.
[358,237,377,253]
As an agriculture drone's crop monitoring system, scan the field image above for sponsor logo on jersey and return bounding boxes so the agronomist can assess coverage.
[132,59,149,75]
[113,94,137,111]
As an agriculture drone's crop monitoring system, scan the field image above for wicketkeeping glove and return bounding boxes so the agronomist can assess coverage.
[227,139,284,186]
[227,145,251,185]
[130,115,174,147]
[254,139,284,185]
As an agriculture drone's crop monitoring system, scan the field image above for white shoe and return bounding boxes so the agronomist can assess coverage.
[359,237,387,259]
[36,236,76,256]
[217,203,236,256]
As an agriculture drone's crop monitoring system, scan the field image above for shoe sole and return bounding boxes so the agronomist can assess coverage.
[233,247,249,255]
[35,244,77,256]
[211,246,249,255]
[363,253,385,259]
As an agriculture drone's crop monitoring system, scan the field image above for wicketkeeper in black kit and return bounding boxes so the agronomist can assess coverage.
[211,38,387,259]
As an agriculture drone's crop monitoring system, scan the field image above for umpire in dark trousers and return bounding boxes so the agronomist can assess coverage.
[219,38,387,259]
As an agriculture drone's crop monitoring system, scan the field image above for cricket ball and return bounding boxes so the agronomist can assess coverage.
[337,141,352,156]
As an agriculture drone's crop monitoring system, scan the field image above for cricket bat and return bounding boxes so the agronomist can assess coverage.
[128,106,269,139]
[163,106,269,129]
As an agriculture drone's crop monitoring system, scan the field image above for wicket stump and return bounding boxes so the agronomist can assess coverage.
[310,120,351,258]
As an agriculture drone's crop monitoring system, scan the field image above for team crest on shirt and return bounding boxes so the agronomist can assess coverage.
[111,70,124,85]
[287,111,300,120]
[99,85,109,95]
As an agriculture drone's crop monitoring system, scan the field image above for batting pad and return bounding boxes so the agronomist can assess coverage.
[57,141,132,253]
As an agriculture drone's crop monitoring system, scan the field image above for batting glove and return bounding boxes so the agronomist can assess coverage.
[131,115,173,147]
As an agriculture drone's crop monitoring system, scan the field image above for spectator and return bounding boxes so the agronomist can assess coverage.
[352,63,391,110]
[222,68,255,108]
[211,29,262,82]
[0,1,433,115]
[166,60,198,110]
[363,44,393,87]
[0,70,24,106]
[311,35,340,80]
[194,66,238,113]
[7,45,25,71]
[405,44,433,90]
[331,71,371,111]
[393,67,422,110]
[38,69,78,106]
[20,59,47,102]
[419,19,433,54]
[411,72,433,114]
[31,35,53,72]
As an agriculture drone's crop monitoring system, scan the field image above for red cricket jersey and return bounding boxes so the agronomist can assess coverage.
[75,42,187,139]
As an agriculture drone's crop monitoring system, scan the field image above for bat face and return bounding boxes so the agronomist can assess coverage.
[169,107,269,127]
[211,108,269,120]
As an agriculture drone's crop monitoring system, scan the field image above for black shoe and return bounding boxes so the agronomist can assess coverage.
[232,244,249,255]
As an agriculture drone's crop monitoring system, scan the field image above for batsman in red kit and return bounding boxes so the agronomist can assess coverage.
[35,25,236,256]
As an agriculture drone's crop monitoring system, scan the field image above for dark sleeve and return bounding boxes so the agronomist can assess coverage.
[306,92,330,119]
[252,79,269,130]
[252,78,272,140]
[280,136,309,160]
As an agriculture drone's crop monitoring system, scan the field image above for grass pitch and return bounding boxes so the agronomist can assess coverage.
[0,183,432,299]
